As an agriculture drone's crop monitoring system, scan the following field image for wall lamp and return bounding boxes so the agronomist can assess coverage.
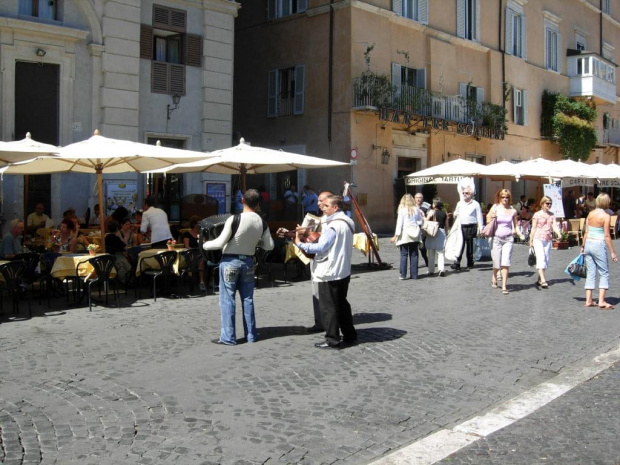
[372,144,391,165]
[36,48,46,57]
[167,94,181,120]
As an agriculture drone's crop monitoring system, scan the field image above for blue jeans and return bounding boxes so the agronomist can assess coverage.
[218,255,256,344]
[585,240,610,290]
[399,242,419,279]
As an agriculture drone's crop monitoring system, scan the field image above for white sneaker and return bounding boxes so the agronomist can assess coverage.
[199,282,206,291]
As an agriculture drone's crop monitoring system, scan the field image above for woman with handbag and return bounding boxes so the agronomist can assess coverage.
[487,189,519,294]
[425,200,449,277]
[390,193,423,280]
[582,193,618,309]
[529,196,560,288]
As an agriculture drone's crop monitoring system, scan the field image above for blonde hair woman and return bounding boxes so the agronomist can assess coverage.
[529,196,560,288]
[487,189,519,294]
[582,193,618,309]
[390,193,423,280]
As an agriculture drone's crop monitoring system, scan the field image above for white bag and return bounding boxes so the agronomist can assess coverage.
[473,237,492,261]
[444,218,463,261]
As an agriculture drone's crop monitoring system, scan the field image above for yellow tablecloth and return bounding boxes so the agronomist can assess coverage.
[0,260,9,283]
[135,248,188,276]
[50,253,114,280]
[36,228,54,241]
[284,242,310,265]
[352,233,379,256]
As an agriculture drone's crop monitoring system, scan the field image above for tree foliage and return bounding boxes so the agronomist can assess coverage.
[542,90,597,161]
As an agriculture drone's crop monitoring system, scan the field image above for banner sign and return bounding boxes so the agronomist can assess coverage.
[104,180,138,216]
[596,179,620,188]
[206,182,227,214]
[544,182,565,218]
[561,178,595,187]
[406,175,466,185]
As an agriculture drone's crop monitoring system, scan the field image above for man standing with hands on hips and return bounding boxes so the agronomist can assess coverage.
[295,195,357,350]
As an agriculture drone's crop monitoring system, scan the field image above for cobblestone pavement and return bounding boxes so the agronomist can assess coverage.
[1,239,619,464]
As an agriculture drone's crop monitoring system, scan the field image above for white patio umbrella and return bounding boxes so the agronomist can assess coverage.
[405,158,485,181]
[0,132,58,166]
[153,138,350,191]
[1,130,211,251]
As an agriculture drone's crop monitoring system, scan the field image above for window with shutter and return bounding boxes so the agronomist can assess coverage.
[19,0,57,20]
[268,66,305,117]
[545,25,559,72]
[268,0,307,19]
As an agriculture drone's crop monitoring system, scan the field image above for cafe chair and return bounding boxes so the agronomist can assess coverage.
[38,252,61,307]
[0,260,31,319]
[178,248,204,297]
[79,254,120,312]
[12,252,40,293]
[139,250,177,302]
[203,249,221,294]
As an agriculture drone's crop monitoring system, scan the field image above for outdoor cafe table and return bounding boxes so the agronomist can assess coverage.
[50,253,115,280]
[135,247,188,276]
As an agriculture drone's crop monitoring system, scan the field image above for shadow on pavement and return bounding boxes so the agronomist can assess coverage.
[353,312,392,324]
[356,327,407,344]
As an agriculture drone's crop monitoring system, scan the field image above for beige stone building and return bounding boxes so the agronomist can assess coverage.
[0,0,239,229]
[234,0,620,232]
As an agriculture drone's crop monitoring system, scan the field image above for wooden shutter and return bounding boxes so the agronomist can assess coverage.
[418,0,428,24]
[522,89,528,126]
[456,0,465,38]
[513,87,519,123]
[476,87,484,103]
[153,4,186,32]
[416,68,426,89]
[152,62,169,94]
[474,0,480,42]
[293,65,305,115]
[140,25,153,59]
[170,64,185,95]
[555,31,561,72]
[459,82,467,98]
[268,0,277,19]
[297,0,308,13]
[267,70,278,117]
[392,63,402,98]
[185,34,202,67]
[393,0,403,16]
[521,15,527,59]
[505,9,514,55]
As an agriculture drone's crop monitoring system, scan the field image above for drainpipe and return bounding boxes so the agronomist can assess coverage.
[600,0,604,55]
[500,0,505,114]
[328,0,334,143]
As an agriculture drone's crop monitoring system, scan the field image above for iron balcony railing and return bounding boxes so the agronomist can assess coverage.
[353,77,506,129]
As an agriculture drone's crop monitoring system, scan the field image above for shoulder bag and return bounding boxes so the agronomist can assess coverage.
[422,210,439,237]
[480,205,498,238]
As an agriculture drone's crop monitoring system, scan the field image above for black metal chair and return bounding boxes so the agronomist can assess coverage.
[0,260,31,318]
[12,252,40,293]
[203,249,221,294]
[178,248,204,297]
[79,254,121,312]
[139,250,178,302]
[38,252,62,307]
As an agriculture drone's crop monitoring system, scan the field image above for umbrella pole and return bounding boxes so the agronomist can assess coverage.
[240,164,247,192]
[97,167,106,253]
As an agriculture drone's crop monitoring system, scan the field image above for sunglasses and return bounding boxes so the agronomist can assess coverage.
[463,192,472,195]
[501,196,510,199]
[545,202,552,205]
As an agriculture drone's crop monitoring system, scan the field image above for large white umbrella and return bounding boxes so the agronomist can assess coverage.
[0,132,58,166]
[405,158,485,181]
[153,138,350,190]
[1,130,211,251]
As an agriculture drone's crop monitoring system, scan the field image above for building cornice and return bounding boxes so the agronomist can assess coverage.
[578,0,600,14]
[203,0,241,17]
[542,10,561,25]
[0,17,88,42]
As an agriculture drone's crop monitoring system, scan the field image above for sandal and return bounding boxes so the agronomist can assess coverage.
[502,289,509,295]
[599,303,615,310]
[491,281,498,289]
[540,281,548,288]
[584,302,597,308]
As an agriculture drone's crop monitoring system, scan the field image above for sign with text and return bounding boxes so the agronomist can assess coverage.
[206,182,227,214]
[406,175,466,185]
[104,181,138,216]
[544,183,565,218]
[561,177,595,187]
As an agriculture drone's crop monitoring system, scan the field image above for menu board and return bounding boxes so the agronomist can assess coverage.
[544,182,565,218]
[206,182,227,214]
[104,181,138,216]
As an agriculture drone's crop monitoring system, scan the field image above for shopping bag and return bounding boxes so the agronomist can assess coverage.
[473,237,492,261]
[528,247,536,267]
[444,218,463,261]
[565,253,587,281]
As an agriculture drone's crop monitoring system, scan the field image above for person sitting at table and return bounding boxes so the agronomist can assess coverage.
[105,220,132,284]
[140,197,172,249]
[55,218,84,253]
[0,219,25,259]
[89,203,101,226]
[182,216,206,291]
[118,217,141,247]
[26,203,50,235]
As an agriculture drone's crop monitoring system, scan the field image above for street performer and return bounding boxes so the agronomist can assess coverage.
[294,195,357,350]
[203,189,274,346]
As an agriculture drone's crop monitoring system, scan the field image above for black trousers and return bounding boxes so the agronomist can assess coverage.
[457,224,478,267]
[318,276,357,346]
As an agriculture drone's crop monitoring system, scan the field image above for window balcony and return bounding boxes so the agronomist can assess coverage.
[353,76,506,129]
[567,51,617,105]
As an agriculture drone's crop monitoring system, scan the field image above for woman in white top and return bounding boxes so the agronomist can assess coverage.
[390,194,423,280]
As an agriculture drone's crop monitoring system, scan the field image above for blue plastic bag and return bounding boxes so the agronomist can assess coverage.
[565,253,586,281]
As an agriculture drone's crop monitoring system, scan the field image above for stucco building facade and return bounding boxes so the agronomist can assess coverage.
[0,0,239,231]
[234,0,620,232]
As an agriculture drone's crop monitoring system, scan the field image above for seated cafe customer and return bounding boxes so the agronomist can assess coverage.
[54,219,88,253]
[0,219,24,259]
[26,203,50,235]
[105,220,132,284]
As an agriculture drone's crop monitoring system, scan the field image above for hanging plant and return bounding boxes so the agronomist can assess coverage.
[542,90,597,161]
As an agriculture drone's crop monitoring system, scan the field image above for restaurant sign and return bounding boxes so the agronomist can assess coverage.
[561,178,595,187]
[379,108,505,140]
[406,175,465,185]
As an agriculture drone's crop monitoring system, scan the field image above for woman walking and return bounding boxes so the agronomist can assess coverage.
[487,189,519,294]
[583,193,618,309]
[529,196,559,288]
[390,193,423,280]
[425,199,449,277]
